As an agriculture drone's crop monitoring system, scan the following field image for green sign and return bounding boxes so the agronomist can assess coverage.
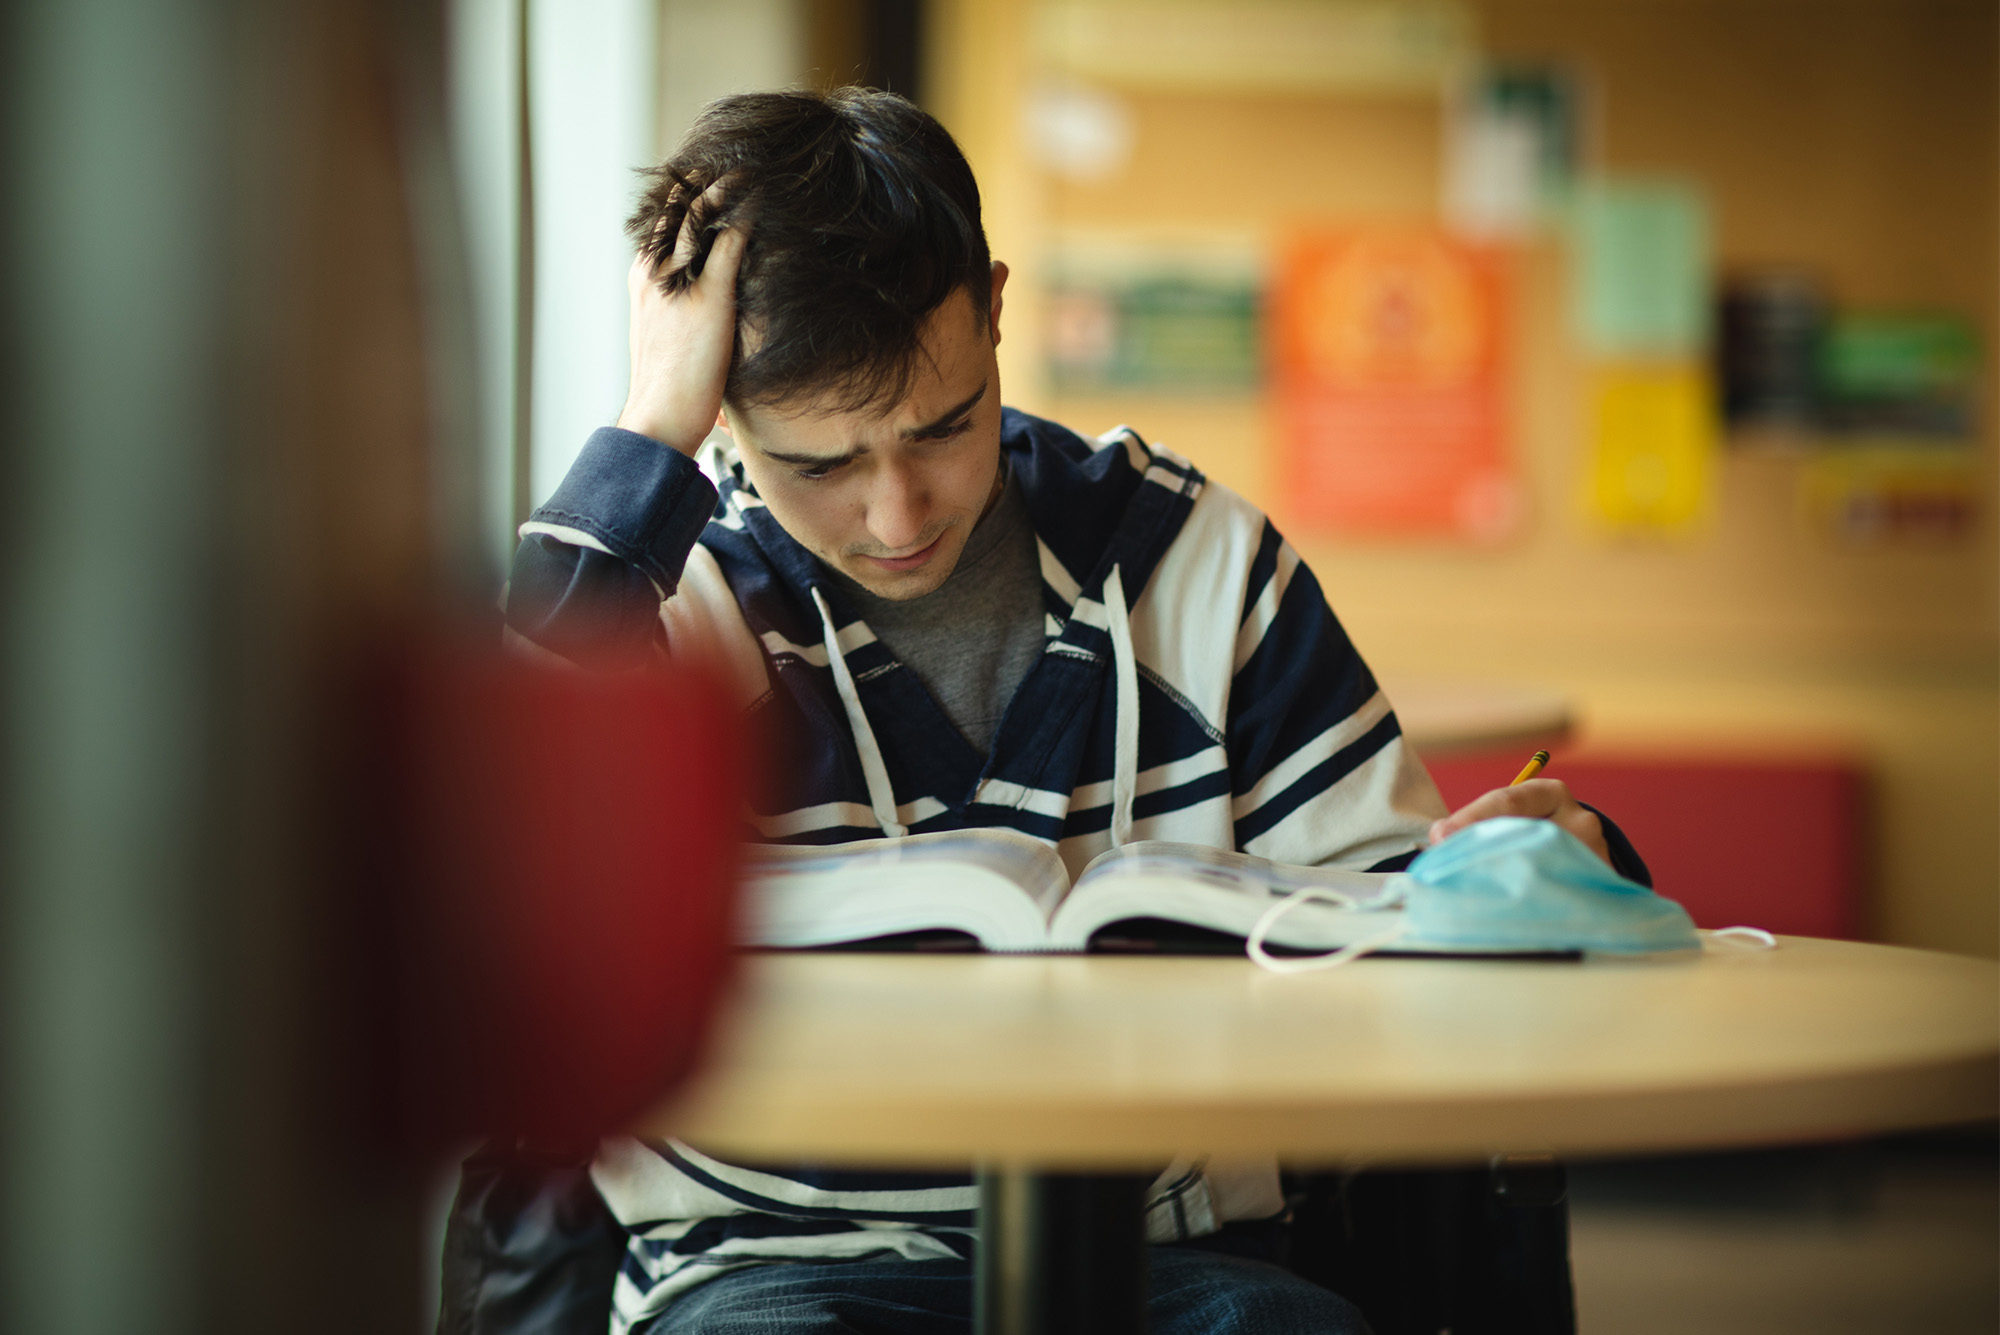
[1048,276,1262,393]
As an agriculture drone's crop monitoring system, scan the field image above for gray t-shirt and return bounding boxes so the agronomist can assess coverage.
[836,469,1044,753]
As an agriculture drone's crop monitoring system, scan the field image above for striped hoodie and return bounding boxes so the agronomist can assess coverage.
[506,407,1448,1331]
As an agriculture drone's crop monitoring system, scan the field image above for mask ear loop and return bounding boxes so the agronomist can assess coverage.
[1704,925,1778,951]
[1248,887,1409,974]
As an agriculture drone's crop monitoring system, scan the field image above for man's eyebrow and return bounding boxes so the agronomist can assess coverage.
[756,381,989,468]
[760,443,859,468]
[900,382,987,439]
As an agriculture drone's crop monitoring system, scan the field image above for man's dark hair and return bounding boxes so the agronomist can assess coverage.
[628,88,992,415]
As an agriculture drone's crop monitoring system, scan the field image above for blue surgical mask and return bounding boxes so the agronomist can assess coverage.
[1402,817,1699,955]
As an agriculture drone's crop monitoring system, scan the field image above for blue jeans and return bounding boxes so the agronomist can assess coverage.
[638,1248,1373,1334]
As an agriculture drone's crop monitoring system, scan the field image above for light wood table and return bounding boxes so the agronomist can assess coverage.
[644,940,1997,1332]
[658,939,1996,1166]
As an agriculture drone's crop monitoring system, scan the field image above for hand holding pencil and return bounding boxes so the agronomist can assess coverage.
[1427,747,1613,866]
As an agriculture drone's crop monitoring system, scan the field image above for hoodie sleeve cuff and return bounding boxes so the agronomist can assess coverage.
[523,428,719,595]
[1580,802,1653,888]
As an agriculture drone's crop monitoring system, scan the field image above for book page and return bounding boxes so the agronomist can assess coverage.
[743,827,1071,951]
[1078,841,1400,901]
[1049,841,1405,951]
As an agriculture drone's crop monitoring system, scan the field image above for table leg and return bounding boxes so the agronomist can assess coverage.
[975,1169,1149,1335]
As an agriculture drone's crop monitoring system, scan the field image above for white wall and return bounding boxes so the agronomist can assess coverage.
[449,0,810,563]
[657,0,808,152]
[447,0,522,578]
[526,0,662,508]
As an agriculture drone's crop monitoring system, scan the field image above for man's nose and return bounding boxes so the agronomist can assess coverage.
[865,464,929,552]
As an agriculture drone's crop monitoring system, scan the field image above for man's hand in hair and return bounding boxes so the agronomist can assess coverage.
[615,183,747,457]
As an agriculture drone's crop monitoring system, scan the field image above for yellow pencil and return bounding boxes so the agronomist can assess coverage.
[1510,750,1550,785]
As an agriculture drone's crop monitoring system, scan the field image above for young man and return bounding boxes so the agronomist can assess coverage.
[495,88,1641,1335]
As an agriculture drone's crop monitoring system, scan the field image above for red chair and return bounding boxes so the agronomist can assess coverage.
[1425,749,1866,939]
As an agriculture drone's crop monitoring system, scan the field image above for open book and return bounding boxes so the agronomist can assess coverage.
[741,827,1412,954]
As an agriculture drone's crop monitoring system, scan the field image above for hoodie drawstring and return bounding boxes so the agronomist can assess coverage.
[811,587,908,839]
[810,569,1133,850]
[1105,564,1137,849]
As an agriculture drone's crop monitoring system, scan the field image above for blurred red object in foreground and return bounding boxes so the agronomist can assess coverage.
[333,634,747,1159]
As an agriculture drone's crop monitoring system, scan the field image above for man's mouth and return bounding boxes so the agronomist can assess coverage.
[859,532,947,573]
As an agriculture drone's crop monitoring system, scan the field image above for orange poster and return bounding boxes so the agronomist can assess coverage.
[1272,231,1514,538]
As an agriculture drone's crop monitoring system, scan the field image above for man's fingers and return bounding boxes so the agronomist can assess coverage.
[1428,779,1572,841]
[1425,778,1613,866]
[616,178,744,455]
[699,221,749,292]
[668,178,735,271]
[668,207,702,269]
[1454,779,1570,821]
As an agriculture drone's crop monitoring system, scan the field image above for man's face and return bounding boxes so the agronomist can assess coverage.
[722,266,1009,601]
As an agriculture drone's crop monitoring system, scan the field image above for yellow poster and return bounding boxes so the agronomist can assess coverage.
[1584,364,1716,533]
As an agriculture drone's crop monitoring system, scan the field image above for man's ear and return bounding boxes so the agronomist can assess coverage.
[714,410,731,435]
[987,261,1010,346]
